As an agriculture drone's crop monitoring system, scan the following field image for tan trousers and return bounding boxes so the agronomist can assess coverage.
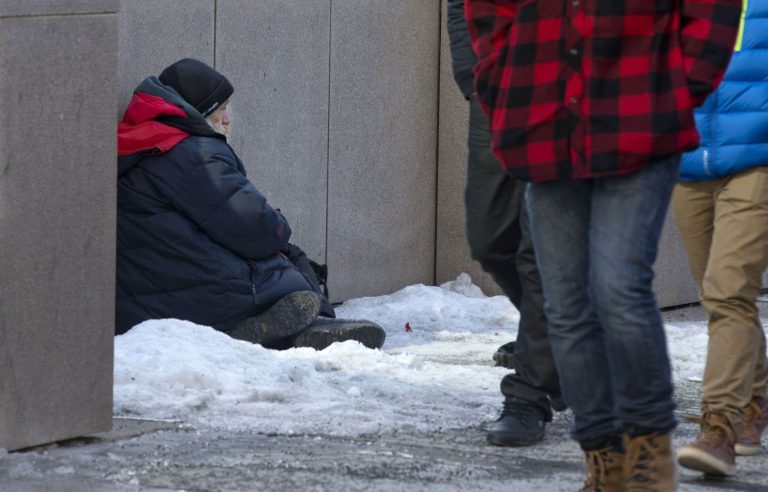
[672,167,768,435]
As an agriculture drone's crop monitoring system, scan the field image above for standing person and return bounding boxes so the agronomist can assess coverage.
[674,0,768,476]
[447,0,563,447]
[117,58,385,351]
[465,1,741,490]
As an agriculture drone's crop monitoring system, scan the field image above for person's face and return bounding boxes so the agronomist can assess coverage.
[207,101,231,135]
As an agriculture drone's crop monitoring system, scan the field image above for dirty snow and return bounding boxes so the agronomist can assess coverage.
[113,273,765,436]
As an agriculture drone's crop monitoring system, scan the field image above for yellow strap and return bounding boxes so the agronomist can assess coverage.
[734,0,748,52]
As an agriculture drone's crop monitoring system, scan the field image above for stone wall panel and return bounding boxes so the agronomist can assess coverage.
[0,12,117,451]
[328,0,440,301]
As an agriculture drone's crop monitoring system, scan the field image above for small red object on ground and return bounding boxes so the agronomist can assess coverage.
[405,322,412,332]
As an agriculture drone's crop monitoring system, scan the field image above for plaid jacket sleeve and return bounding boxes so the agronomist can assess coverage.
[464,1,517,104]
[681,0,743,107]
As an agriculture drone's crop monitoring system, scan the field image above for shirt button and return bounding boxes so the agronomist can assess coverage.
[570,97,579,104]
[570,48,579,55]
[572,0,580,6]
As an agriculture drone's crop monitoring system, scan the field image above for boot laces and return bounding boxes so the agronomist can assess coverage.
[700,414,734,446]
[745,399,766,424]
[501,399,538,424]
[625,435,660,486]
[581,448,618,492]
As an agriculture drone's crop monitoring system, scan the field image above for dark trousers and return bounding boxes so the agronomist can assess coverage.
[466,95,561,416]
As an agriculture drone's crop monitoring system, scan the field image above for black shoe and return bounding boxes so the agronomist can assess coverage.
[293,317,386,350]
[486,397,547,447]
[226,291,322,345]
[493,341,516,369]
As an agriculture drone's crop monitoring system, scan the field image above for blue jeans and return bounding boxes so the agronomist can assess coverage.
[525,156,680,444]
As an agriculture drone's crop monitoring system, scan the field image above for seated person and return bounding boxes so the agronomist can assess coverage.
[116,58,384,351]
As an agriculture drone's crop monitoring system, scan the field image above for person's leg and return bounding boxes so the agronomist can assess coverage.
[499,200,563,409]
[526,179,616,444]
[465,95,524,306]
[527,179,626,489]
[587,157,680,490]
[708,169,768,459]
[588,158,678,434]
[671,180,719,286]
[699,167,768,431]
[677,168,768,471]
[465,96,560,445]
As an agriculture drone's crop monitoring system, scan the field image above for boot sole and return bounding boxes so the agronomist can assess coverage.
[227,291,322,345]
[294,322,386,351]
[735,443,762,456]
[677,447,736,476]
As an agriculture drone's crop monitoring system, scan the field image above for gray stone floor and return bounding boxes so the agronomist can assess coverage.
[1,302,767,492]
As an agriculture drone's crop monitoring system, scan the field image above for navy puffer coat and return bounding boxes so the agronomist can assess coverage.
[116,77,313,334]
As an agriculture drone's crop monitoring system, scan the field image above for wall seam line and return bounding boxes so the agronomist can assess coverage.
[433,0,443,287]
[213,0,218,67]
[325,0,333,267]
[0,12,117,19]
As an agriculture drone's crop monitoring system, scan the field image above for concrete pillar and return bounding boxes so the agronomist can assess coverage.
[0,1,118,451]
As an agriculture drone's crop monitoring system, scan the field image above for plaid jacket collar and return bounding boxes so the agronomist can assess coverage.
[466,0,742,182]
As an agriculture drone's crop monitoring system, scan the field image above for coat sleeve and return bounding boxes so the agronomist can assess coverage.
[465,1,517,108]
[148,142,291,260]
[680,0,743,107]
[447,0,478,99]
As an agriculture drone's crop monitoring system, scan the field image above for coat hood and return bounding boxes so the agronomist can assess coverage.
[118,76,220,176]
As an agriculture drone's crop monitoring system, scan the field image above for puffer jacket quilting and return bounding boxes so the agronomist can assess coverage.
[681,0,768,180]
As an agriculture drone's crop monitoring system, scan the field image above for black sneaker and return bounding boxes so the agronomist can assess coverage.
[293,317,386,350]
[226,291,322,345]
[486,397,547,447]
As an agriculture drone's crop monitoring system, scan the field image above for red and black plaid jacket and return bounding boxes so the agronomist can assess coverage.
[466,0,742,182]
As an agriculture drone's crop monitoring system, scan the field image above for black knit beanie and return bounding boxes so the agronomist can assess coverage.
[159,58,234,117]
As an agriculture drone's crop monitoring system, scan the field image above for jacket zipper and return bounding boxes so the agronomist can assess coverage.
[248,263,258,305]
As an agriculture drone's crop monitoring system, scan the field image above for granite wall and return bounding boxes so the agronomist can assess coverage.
[0,1,118,451]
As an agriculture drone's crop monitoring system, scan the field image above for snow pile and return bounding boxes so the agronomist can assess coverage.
[113,273,767,435]
[114,274,514,435]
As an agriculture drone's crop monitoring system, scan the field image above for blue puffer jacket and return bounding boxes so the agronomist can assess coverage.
[681,0,768,181]
[116,77,313,334]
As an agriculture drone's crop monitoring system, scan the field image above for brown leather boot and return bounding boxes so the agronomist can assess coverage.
[579,446,624,492]
[677,412,736,476]
[736,396,768,456]
[623,432,677,491]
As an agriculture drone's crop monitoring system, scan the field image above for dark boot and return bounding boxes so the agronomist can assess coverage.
[226,291,322,345]
[293,317,386,350]
[493,341,516,368]
[486,396,548,446]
